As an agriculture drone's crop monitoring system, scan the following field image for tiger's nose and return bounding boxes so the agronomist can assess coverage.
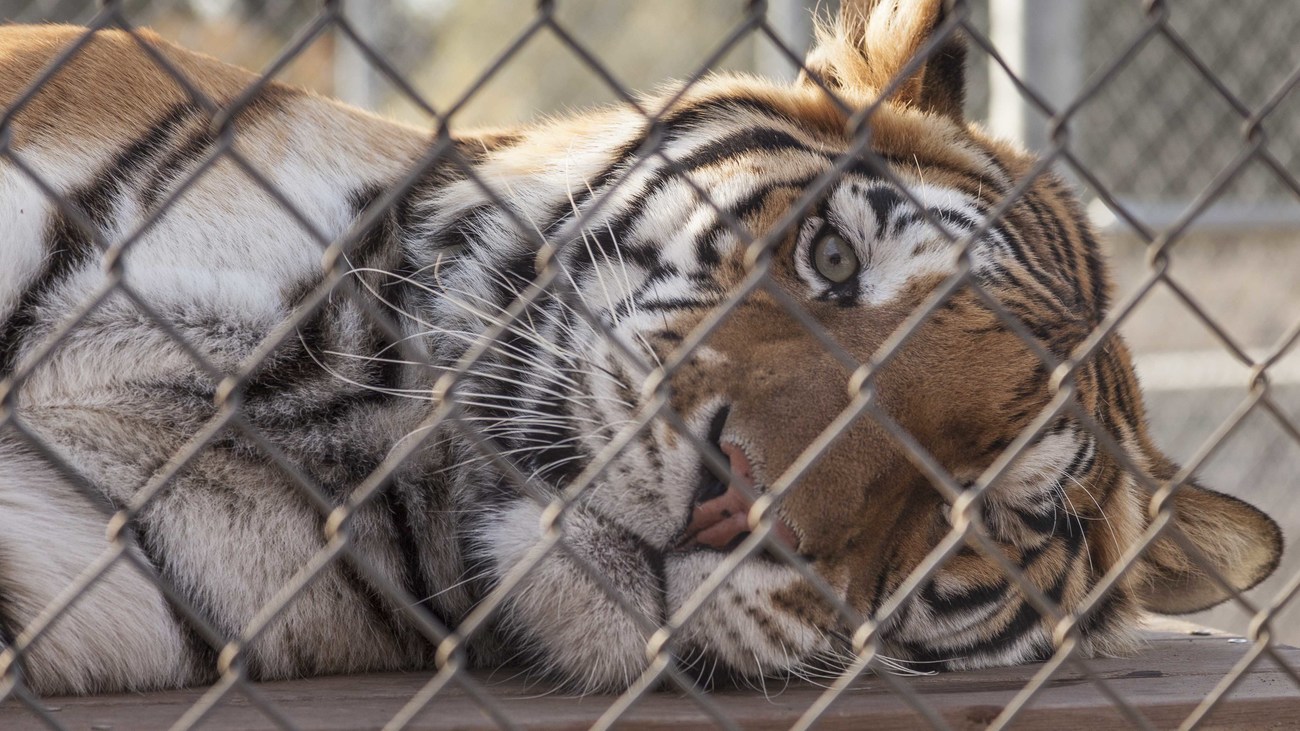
[679,443,798,552]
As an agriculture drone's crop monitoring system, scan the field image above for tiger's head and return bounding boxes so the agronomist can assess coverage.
[419,0,1283,689]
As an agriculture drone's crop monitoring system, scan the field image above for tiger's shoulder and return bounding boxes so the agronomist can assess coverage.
[0,23,428,172]
[1,24,258,144]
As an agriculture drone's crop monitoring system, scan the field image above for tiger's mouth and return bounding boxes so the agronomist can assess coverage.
[676,405,799,553]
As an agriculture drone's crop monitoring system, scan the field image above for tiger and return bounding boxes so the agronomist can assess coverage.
[0,0,1283,698]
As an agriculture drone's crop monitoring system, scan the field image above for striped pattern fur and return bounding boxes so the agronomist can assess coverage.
[0,0,1282,695]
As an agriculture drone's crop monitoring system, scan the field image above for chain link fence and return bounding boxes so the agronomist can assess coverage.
[1079,0,1300,220]
[0,0,1297,729]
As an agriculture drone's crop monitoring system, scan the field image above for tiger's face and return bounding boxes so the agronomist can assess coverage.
[433,0,1282,691]
[524,91,1128,680]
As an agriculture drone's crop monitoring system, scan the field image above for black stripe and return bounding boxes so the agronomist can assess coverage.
[1020,190,1071,280]
[111,102,201,194]
[1091,354,1129,433]
[242,302,337,402]
[544,133,647,236]
[867,543,900,617]
[637,297,719,314]
[345,186,409,390]
[540,94,792,237]
[463,250,550,462]
[139,87,298,209]
[1080,586,1126,638]
[862,186,905,240]
[394,141,475,234]
[242,293,403,417]
[874,150,993,197]
[922,576,1007,617]
[692,175,819,265]
[1011,500,1062,537]
[654,94,799,140]
[904,518,1082,664]
[1076,218,1110,318]
[335,554,428,664]
[139,126,212,209]
[120,102,202,208]
[518,316,585,484]
[432,203,498,262]
[360,483,450,650]
[124,517,224,682]
[564,221,656,279]
[925,205,978,237]
[0,210,99,377]
[584,126,821,260]
[671,126,810,172]
[542,93,798,237]
[987,242,1079,335]
[1063,435,1094,478]
[0,544,22,660]
[0,101,215,377]
[1108,353,1145,433]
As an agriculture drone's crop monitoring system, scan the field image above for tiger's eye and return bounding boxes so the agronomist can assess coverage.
[812,232,859,284]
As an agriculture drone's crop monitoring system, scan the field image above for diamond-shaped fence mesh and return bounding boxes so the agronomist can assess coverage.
[0,1,1297,729]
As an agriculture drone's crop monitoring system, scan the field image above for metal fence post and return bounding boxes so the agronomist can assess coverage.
[987,0,1083,151]
[332,0,382,110]
[754,0,816,81]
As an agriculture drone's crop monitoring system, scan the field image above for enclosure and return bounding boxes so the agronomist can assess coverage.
[1,0,1298,729]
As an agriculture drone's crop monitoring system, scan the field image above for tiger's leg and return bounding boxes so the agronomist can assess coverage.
[477,498,665,690]
[0,437,206,695]
[0,402,438,694]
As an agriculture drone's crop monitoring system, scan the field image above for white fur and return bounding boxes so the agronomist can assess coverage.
[0,447,195,694]
[0,160,49,320]
[481,500,658,689]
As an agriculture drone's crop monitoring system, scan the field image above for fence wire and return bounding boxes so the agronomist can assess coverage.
[1079,0,1300,208]
[0,1,1297,730]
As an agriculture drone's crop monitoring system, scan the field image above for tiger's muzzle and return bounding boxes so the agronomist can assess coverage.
[678,440,799,553]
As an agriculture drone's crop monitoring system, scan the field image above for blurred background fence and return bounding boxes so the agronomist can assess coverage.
[3,0,1297,645]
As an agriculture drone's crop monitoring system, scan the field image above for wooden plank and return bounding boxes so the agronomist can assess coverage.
[2,628,1298,730]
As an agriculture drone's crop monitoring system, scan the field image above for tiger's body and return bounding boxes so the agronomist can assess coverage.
[0,1,1283,697]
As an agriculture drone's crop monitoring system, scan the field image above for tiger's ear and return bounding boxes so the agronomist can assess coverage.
[1136,471,1283,614]
[799,0,966,122]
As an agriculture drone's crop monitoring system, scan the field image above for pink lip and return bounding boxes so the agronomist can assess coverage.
[678,442,799,553]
